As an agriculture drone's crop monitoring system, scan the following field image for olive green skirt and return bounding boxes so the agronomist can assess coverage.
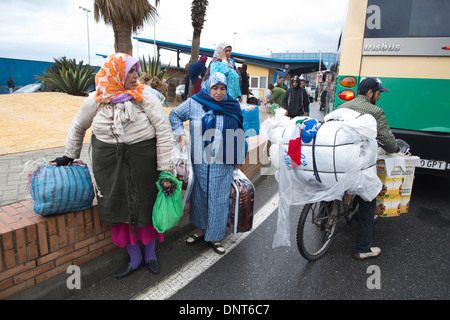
[91,135,159,229]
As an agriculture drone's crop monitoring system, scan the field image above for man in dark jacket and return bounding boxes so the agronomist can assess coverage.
[282,75,309,117]
[7,77,15,94]
[338,77,405,260]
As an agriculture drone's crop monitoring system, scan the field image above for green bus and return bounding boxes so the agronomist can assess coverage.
[334,0,450,175]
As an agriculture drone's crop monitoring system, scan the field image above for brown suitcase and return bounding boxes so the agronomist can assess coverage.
[228,170,255,234]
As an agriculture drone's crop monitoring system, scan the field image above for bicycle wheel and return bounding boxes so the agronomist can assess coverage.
[296,200,339,261]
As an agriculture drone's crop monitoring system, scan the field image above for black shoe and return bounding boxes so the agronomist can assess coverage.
[114,261,143,279]
[147,259,160,275]
[115,264,135,279]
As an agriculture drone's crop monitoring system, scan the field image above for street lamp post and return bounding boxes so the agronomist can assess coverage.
[79,6,91,65]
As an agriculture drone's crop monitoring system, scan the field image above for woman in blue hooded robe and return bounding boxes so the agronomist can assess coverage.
[169,72,247,254]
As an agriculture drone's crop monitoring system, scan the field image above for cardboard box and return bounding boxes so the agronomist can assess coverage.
[375,154,420,217]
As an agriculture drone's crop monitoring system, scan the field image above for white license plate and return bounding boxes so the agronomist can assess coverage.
[419,159,447,170]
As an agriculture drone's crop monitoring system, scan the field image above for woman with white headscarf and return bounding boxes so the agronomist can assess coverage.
[205,42,242,101]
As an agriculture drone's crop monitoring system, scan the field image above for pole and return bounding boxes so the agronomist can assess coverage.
[79,6,91,65]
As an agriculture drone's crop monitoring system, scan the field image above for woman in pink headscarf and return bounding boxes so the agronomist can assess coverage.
[188,55,208,95]
[51,53,175,279]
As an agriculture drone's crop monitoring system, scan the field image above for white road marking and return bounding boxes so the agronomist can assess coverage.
[133,193,279,300]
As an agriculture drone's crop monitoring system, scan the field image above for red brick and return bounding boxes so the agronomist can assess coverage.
[0,278,35,300]
[35,262,71,284]
[0,260,36,282]
[57,215,68,247]
[13,261,55,284]
[66,213,76,244]
[46,216,57,235]
[0,219,13,233]
[37,245,74,265]
[55,247,89,266]
[49,234,59,252]
[0,245,3,272]
[36,221,49,256]
[73,248,103,266]
[26,224,37,242]
[1,231,14,250]
[15,228,28,264]
[93,207,101,234]
[85,222,93,238]
[3,249,16,269]
[0,278,13,291]
[88,237,113,252]
[28,241,39,260]
[76,211,85,241]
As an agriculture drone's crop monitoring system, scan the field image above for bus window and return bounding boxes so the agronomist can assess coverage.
[334,0,450,176]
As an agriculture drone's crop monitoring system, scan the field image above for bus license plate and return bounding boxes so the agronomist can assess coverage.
[419,159,447,170]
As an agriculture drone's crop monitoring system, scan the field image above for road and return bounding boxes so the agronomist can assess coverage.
[164,173,450,301]
[65,170,449,304]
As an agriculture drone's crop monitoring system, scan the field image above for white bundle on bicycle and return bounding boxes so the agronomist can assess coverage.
[283,109,379,192]
[261,108,383,247]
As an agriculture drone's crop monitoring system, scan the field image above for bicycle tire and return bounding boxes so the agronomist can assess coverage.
[296,201,339,261]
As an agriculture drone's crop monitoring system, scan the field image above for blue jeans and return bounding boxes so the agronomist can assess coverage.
[355,197,376,253]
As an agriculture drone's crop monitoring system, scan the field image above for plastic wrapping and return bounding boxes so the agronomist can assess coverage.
[174,142,194,210]
[153,171,183,233]
[261,108,382,247]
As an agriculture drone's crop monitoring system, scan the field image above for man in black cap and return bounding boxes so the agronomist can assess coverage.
[338,77,406,260]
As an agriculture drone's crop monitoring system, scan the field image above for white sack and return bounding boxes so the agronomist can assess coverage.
[262,108,382,247]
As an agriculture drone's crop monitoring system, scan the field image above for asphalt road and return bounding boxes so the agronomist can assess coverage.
[168,172,450,301]
[61,170,449,304]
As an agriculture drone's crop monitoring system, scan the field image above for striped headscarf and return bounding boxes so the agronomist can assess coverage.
[94,53,145,104]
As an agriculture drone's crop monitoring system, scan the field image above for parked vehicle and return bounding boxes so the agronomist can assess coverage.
[14,82,48,93]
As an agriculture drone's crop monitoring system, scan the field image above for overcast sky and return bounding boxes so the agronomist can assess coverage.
[0,0,349,67]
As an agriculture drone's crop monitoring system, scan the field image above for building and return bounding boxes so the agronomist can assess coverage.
[135,38,333,100]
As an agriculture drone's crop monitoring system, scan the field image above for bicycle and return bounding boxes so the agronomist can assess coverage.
[296,193,361,261]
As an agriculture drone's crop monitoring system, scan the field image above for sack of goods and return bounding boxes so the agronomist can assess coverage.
[29,161,95,216]
[228,170,255,234]
[281,110,379,188]
[241,104,260,137]
[261,108,381,203]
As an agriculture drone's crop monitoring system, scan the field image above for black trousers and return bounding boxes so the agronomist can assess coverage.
[355,197,376,253]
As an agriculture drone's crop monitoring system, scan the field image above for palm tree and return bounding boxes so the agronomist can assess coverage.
[93,0,160,55]
[188,0,208,96]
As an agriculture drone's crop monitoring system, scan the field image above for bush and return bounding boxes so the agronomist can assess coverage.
[35,57,96,96]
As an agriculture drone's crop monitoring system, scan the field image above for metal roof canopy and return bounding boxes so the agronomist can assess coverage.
[134,37,327,76]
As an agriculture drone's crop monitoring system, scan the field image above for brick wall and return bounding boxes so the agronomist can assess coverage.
[0,202,114,299]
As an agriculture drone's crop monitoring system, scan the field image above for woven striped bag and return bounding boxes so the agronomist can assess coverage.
[29,161,95,216]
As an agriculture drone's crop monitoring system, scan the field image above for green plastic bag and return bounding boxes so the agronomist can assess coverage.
[152,171,183,233]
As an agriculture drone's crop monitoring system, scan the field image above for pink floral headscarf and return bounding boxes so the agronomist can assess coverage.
[94,53,145,104]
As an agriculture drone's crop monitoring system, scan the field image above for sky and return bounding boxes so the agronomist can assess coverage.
[0,0,349,67]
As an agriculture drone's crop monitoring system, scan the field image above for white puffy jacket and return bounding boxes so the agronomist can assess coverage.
[64,90,175,172]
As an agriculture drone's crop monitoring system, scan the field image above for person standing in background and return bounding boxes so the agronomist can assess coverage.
[239,63,250,104]
[274,76,287,90]
[207,42,241,101]
[183,60,192,100]
[188,55,208,96]
[7,77,15,93]
[282,75,309,117]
